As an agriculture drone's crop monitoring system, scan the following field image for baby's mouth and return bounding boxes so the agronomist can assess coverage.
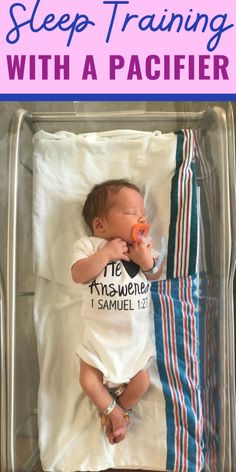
[131,223,151,243]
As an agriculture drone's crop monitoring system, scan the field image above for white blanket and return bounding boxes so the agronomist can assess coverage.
[33,129,178,471]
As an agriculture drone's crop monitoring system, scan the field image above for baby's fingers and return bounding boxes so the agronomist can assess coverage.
[121,253,130,262]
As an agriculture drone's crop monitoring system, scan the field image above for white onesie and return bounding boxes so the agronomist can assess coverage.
[72,236,155,384]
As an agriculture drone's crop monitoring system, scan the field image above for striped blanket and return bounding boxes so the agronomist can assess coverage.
[151,129,203,471]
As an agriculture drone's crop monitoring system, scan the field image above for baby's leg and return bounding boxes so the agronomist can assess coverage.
[118,369,150,411]
[79,360,129,444]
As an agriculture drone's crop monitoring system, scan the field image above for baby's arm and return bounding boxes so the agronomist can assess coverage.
[71,238,129,284]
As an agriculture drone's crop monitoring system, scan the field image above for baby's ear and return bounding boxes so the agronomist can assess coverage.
[92,217,105,235]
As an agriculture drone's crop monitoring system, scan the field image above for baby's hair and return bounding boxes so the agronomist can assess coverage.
[83,179,141,232]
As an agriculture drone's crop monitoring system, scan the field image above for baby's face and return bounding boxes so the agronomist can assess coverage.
[100,187,148,243]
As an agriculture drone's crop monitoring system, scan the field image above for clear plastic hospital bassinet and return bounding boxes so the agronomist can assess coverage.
[0,101,235,472]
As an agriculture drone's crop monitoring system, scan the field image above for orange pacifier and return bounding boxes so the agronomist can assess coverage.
[131,223,151,244]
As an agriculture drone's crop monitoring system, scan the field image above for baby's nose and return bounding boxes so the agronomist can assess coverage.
[138,215,146,224]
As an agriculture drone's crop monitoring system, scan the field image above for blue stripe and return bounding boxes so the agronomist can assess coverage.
[0,93,236,101]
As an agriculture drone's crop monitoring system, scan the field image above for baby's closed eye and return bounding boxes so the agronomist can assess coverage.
[124,208,146,217]
[124,208,136,215]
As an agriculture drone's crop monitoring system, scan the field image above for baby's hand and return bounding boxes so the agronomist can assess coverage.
[103,238,130,262]
[129,242,153,272]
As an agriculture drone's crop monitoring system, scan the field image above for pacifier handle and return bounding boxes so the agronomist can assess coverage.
[131,223,151,243]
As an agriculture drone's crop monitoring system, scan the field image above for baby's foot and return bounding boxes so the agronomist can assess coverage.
[100,412,114,440]
[107,405,130,444]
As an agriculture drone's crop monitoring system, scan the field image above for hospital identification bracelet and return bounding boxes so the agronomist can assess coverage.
[143,258,160,275]
[144,238,166,275]
[102,398,116,416]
